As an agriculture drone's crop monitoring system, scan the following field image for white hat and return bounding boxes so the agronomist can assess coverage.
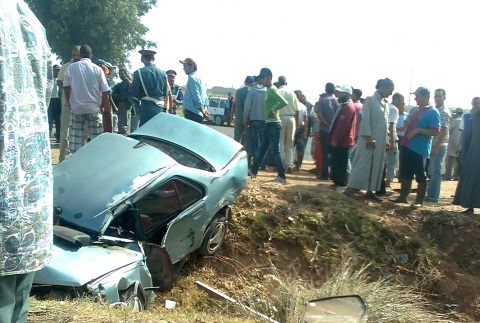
[337,85,352,95]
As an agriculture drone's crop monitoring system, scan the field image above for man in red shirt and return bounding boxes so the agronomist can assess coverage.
[328,85,358,188]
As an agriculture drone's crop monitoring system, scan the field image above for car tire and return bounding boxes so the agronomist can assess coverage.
[198,213,227,256]
[214,115,223,126]
[120,283,146,312]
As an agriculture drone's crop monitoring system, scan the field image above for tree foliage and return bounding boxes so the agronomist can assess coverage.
[25,0,157,66]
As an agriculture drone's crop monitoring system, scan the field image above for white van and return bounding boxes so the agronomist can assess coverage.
[207,97,229,126]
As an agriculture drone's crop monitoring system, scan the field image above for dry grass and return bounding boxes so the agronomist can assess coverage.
[29,267,257,323]
[190,256,454,323]
[29,257,454,323]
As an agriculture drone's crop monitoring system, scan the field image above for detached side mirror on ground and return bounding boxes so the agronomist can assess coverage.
[196,281,367,323]
[301,294,367,323]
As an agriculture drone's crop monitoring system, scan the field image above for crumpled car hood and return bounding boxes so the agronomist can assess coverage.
[131,113,244,171]
[34,243,144,286]
[53,133,175,234]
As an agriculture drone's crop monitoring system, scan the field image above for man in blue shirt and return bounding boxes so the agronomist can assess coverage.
[130,50,170,126]
[392,87,440,207]
[180,57,210,124]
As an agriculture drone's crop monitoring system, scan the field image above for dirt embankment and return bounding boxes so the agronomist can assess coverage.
[227,161,480,321]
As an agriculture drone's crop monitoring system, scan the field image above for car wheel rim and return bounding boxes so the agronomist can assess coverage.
[125,292,144,312]
[207,222,226,252]
[130,296,144,312]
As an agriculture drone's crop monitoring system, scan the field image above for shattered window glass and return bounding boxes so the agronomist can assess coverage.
[136,179,203,245]
[138,137,213,172]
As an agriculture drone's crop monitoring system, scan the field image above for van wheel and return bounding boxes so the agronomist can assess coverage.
[214,115,223,126]
[198,214,227,256]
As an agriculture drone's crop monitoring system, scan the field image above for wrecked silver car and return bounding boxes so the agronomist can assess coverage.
[32,113,248,310]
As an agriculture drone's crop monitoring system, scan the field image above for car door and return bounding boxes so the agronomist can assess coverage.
[136,178,206,264]
[162,179,207,264]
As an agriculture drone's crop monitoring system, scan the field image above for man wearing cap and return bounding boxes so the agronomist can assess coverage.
[425,89,451,203]
[328,86,358,188]
[166,70,184,115]
[277,76,299,173]
[344,78,394,201]
[63,45,110,153]
[130,50,170,126]
[233,76,255,141]
[48,64,62,143]
[180,57,210,123]
[391,87,440,207]
[249,68,288,184]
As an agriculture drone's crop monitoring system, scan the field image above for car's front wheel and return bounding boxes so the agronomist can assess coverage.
[120,283,146,312]
[198,214,227,256]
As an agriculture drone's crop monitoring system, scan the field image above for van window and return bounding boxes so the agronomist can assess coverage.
[209,98,220,108]
[219,99,227,109]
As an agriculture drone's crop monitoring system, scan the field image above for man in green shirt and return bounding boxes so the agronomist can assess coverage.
[248,68,288,183]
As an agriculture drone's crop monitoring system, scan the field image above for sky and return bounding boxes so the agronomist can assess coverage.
[130,0,480,109]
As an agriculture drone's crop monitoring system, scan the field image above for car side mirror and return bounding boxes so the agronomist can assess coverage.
[300,294,367,323]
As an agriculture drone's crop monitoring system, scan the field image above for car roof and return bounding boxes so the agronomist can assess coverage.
[54,133,175,234]
[130,113,243,171]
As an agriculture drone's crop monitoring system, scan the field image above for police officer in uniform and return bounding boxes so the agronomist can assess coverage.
[166,70,184,115]
[130,49,171,126]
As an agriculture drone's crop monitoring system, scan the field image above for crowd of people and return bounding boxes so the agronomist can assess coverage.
[49,46,208,161]
[229,70,478,215]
